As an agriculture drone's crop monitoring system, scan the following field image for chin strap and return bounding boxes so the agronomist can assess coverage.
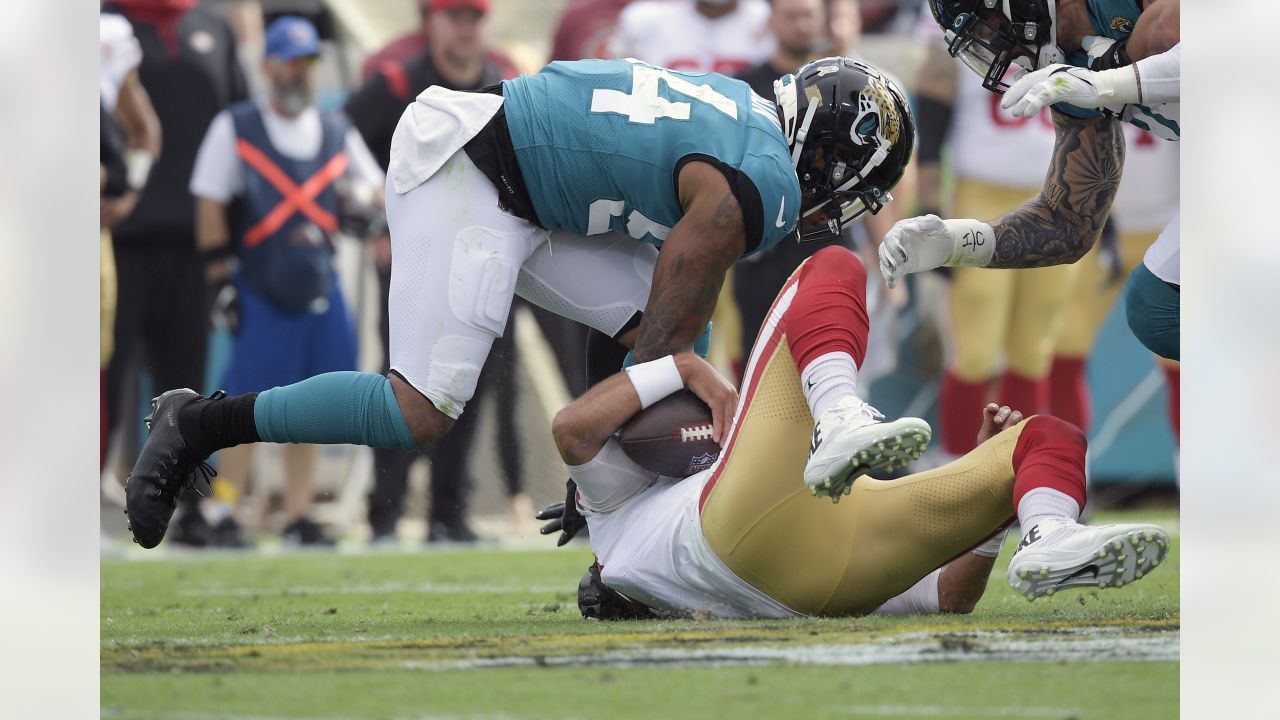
[790,100,820,169]
[1038,0,1065,67]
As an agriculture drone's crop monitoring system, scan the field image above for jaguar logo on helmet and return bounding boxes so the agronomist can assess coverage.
[852,79,901,149]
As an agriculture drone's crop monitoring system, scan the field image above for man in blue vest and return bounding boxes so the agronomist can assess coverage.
[127,56,925,549]
[186,16,386,546]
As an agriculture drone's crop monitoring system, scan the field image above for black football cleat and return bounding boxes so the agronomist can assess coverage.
[124,389,219,549]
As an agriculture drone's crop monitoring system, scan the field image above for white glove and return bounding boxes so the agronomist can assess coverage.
[878,215,994,289]
[1001,62,1140,119]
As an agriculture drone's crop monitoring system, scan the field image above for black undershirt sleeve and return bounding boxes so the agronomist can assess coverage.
[673,154,766,256]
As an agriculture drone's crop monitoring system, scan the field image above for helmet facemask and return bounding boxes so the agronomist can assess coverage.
[937,0,1064,92]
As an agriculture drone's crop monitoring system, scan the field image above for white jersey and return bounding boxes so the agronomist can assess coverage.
[100,13,142,111]
[572,438,944,618]
[573,439,796,619]
[1111,123,1179,234]
[612,0,774,76]
[950,72,1058,187]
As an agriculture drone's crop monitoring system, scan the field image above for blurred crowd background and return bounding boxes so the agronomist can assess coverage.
[98,0,1178,552]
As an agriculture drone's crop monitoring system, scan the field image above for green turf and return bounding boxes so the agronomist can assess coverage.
[101,510,1179,720]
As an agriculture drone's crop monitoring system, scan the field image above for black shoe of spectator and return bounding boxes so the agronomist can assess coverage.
[208,517,251,549]
[282,517,336,547]
[169,506,211,548]
[125,389,218,549]
[427,521,480,544]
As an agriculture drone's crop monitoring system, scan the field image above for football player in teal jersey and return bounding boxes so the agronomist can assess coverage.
[123,56,919,549]
[879,0,1180,360]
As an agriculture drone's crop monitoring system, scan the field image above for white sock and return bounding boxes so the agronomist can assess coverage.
[1017,487,1082,535]
[801,351,859,419]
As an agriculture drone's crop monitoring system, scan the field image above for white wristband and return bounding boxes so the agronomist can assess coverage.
[942,218,996,268]
[1091,65,1142,106]
[624,355,684,409]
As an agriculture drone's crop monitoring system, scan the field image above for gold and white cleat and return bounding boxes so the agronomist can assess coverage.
[1006,518,1170,600]
[803,397,931,502]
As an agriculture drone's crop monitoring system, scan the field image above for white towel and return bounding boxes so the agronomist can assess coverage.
[388,85,505,194]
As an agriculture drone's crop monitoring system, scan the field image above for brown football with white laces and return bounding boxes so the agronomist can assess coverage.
[617,390,720,478]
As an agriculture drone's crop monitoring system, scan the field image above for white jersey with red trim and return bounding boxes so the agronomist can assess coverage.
[572,440,797,619]
[950,71,1058,188]
[1112,123,1179,234]
[612,0,774,76]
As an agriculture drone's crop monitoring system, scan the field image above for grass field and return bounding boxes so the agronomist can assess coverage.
[101,510,1179,720]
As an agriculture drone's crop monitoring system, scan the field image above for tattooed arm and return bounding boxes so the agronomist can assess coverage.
[878,110,1124,285]
[629,161,747,362]
[989,110,1125,268]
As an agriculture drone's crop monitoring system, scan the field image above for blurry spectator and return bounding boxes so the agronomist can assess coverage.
[359,0,518,83]
[549,0,631,62]
[102,0,248,546]
[188,16,385,546]
[1051,126,1180,439]
[614,0,774,75]
[347,0,520,544]
[914,13,1070,458]
[730,0,903,376]
[100,12,162,471]
[347,0,504,169]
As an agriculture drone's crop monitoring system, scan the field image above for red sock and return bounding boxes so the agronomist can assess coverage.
[1162,364,1180,443]
[784,246,870,369]
[1012,415,1089,509]
[996,370,1048,416]
[940,371,988,455]
[1048,356,1090,432]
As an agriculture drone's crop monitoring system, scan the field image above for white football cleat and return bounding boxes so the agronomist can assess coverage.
[1007,517,1170,600]
[804,397,931,502]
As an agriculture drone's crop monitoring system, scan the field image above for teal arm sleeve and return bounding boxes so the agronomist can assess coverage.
[254,371,418,450]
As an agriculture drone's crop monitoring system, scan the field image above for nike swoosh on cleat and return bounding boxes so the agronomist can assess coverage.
[1063,564,1100,583]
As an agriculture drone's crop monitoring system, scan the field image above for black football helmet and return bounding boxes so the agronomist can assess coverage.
[774,57,915,243]
[928,0,1066,92]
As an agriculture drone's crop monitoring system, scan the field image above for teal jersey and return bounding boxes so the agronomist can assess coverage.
[501,59,802,256]
[1057,0,1180,138]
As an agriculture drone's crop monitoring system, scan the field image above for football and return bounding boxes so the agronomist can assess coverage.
[617,389,721,477]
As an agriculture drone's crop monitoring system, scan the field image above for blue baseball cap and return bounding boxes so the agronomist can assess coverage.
[264,16,321,61]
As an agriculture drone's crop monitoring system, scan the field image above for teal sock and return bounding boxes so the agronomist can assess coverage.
[253,372,418,450]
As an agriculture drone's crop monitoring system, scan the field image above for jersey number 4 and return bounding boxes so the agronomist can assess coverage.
[590,61,738,124]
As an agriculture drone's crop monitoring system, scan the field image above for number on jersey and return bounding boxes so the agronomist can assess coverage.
[591,59,738,124]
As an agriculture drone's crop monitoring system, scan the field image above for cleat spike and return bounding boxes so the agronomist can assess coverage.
[1144,531,1155,542]
[1039,567,1049,577]
[1044,587,1055,596]
[1097,550,1107,559]
[1018,569,1028,579]
[1112,541,1124,551]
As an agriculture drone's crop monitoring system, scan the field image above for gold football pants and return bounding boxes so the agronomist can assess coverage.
[699,266,1023,617]
[949,178,1080,380]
